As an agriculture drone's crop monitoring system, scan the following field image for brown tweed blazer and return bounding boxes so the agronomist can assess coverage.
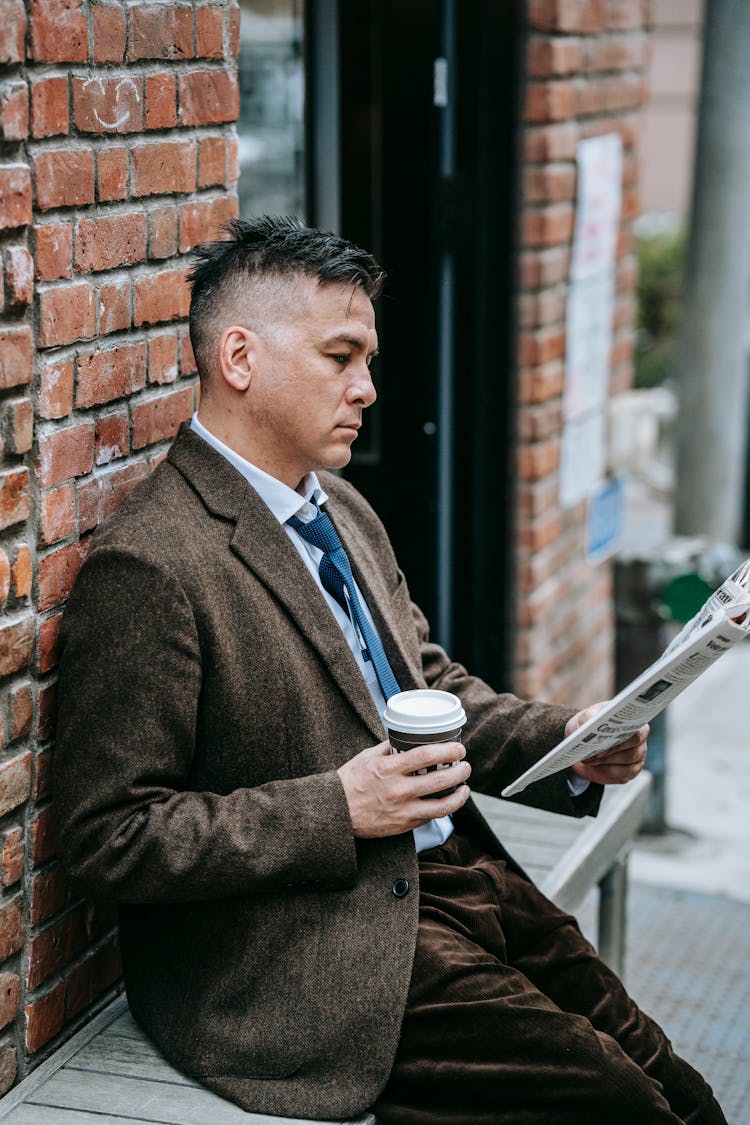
[55,425,601,1120]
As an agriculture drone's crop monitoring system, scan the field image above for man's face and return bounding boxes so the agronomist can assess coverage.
[247,279,378,488]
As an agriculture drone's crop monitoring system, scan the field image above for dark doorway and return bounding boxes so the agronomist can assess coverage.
[310,0,523,689]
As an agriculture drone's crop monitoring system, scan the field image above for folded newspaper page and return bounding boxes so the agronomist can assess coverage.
[501,559,750,798]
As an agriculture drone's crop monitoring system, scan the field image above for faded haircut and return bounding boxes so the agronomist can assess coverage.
[188,216,385,388]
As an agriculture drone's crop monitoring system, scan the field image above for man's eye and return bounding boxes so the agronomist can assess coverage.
[331,354,350,365]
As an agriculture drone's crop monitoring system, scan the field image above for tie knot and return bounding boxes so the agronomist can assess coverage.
[288,508,342,555]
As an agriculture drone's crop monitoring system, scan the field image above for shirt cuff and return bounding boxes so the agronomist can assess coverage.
[567,771,590,797]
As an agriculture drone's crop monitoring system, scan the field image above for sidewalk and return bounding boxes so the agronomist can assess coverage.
[620,641,750,1122]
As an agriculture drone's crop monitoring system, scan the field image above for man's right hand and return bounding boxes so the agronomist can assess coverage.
[337,740,472,838]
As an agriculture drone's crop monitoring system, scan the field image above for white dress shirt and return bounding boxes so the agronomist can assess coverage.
[191,414,453,852]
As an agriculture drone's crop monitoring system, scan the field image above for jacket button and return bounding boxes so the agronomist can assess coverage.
[392,878,410,898]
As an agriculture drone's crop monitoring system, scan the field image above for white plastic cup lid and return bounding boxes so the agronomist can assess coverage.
[383,689,466,735]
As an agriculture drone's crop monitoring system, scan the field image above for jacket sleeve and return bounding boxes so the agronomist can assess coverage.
[54,548,358,904]
[412,601,603,819]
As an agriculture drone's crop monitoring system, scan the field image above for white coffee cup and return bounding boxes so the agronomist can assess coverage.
[383,689,467,797]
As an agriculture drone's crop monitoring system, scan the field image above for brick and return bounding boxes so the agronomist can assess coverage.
[99,278,132,335]
[97,147,129,202]
[76,342,147,409]
[31,77,69,138]
[519,287,567,330]
[40,485,75,546]
[34,745,53,801]
[37,614,63,675]
[93,3,126,64]
[519,361,566,405]
[228,133,239,183]
[4,246,33,307]
[0,398,34,455]
[524,163,576,205]
[0,753,31,818]
[196,5,224,58]
[0,470,30,531]
[524,122,578,164]
[179,327,196,375]
[34,223,73,282]
[148,205,178,259]
[520,246,571,289]
[522,203,575,248]
[132,139,197,198]
[11,546,31,600]
[10,682,32,740]
[39,360,74,421]
[178,71,239,126]
[37,681,59,742]
[0,165,32,230]
[95,412,129,465]
[0,617,33,678]
[528,0,605,34]
[0,896,23,962]
[25,982,65,1053]
[527,37,583,79]
[30,864,67,927]
[0,81,29,141]
[605,0,642,30]
[148,333,179,384]
[128,3,194,61]
[134,267,190,326]
[586,30,648,71]
[74,213,147,274]
[525,80,575,124]
[66,956,93,1019]
[0,1,26,63]
[0,974,20,1029]
[228,3,240,56]
[38,539,90,611]
[179,195,237,252]
[132,387,194,449]
[38,282,96,348]
[33,149,95,211]
[518,327,566,367]
[145,72,177,130]
[30,0,88,61]
[37,422,95,489]
[198,135,227,188]
[0,327,33,390]
[0,1041,16,1097]
[0,552,9,603]
[73,74,143,135]
[0,831,23,889]
[78,462,148,532]
[28,910,87,990]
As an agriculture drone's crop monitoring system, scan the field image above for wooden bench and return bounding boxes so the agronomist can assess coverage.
[0,774,650,1125]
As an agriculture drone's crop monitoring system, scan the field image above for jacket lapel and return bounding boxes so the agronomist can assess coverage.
[168,427,385,741]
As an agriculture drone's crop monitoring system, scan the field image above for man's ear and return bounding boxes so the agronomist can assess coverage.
[217,325,260,392]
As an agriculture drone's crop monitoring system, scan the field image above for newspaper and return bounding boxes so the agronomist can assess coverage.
[501,559,750,798]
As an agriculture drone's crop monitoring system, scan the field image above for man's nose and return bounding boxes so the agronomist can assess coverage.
[348,365,377,407]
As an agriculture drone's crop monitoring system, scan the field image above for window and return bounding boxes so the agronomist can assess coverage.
[236,1,306,219]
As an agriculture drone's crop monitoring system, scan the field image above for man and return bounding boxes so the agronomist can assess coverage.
[55,217,725,1124]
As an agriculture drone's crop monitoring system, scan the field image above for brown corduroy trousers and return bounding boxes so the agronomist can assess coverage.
[373,833,727,1125]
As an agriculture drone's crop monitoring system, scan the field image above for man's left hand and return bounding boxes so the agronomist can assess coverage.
[566,702,649,786]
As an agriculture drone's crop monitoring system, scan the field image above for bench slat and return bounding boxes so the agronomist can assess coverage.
[2,1106,163,1125]
[66,1033,201,1088]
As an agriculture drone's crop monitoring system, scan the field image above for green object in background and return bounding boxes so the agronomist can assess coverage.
[660,572,714,623]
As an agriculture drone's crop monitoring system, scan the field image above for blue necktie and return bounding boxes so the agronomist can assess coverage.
[288,506,401,702]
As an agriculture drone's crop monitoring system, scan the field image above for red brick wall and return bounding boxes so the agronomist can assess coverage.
[515,0,647,704]
[0,0,238,1089]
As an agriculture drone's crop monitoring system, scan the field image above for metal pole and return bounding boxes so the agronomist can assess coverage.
[674,0,750,542]
[435,0,457,650]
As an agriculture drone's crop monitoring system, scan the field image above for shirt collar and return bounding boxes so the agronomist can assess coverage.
[190,413,328,524]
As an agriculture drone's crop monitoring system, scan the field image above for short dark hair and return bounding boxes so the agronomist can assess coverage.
[188,216,385,384]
